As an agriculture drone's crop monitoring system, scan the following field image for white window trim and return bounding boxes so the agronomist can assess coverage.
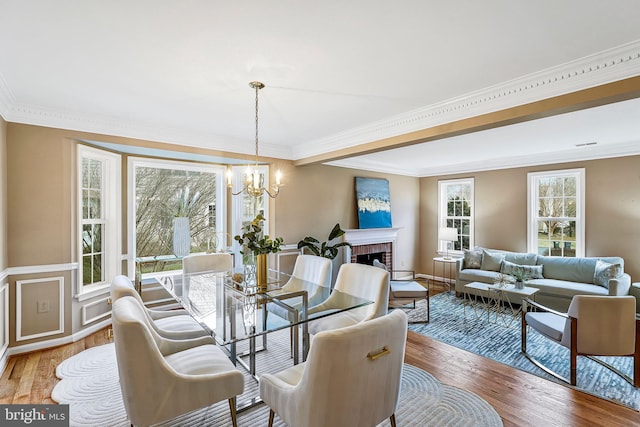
[437,178,474,256]
[127,157,226,279]
[527,168,585,257]
[77,145,121,296]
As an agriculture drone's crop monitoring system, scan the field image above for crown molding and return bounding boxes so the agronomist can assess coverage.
[1,42,639,161]
[294,40,640,159]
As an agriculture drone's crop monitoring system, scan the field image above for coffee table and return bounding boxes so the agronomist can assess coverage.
[463,281,539,327]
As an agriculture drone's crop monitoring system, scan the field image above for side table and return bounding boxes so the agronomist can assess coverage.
[432,257,457,291]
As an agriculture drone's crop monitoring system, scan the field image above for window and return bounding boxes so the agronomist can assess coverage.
[128,158,225,276]
[438,178,474,255]
[528,169,585,258]
[78,145,121,295]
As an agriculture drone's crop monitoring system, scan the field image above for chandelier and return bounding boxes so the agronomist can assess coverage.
[228,81,282,198]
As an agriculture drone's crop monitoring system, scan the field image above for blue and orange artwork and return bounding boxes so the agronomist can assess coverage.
[355,177,392,229]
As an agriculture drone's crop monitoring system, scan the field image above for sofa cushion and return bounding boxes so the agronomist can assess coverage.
[593,259,623,289]
[390,281,428,298]
[462,249,483,269]
[459,268,501,283]
[500,260,544,279]
[481,250,504,272]
[526,278,609,298]
[536,256,598,284]
[503,252,538,266]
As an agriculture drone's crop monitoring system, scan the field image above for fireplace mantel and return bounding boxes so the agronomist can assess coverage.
[342,228,400,245]
[342,228,400,267]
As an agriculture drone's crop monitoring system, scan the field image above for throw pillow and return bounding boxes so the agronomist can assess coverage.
[462,249,483,269]
[480,250,505,272]
[500,260,544,280]
[593,259,623,289]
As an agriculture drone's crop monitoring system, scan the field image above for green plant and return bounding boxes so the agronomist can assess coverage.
[510,269,530,283]
[234,213,284,255]
[174,186,200,217]
[297,223,352,260]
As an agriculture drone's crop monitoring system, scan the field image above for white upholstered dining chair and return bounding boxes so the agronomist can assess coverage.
[260,309,408,427]
[522,295,639,387]
[110,274,209,339]
[264,254,332,358]
[112,296,245,427]
[306,262,389,335]
[264,255,332,323]
[182,252,233,275]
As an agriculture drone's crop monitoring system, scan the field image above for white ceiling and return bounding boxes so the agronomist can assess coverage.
[1,1,640,176]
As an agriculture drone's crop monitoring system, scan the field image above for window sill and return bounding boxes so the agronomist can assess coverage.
[76,283,110,302]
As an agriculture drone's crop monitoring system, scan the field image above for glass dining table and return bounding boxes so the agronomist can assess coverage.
[158,267,373,379]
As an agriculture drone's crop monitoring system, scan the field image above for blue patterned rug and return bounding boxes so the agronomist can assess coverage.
[405,293,639,411]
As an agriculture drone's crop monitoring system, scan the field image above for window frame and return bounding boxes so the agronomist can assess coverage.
[127,157,226,278]
[527,168,585,258]
[437,178,474,256]
[77,145,121,298]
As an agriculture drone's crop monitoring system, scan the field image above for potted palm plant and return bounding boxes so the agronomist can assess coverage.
[297,223,352,260]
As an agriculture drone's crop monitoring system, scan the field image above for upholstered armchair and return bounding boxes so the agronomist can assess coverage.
[373,259,429,323]
[110,275,209,339]
[522,295,639,387]
[112,296,245,427]
[260,309,408,427]
[307,262,389,335]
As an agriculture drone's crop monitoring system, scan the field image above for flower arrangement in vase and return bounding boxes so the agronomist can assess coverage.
[233,213,283,290]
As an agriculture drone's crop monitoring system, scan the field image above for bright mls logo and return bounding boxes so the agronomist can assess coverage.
[0,405,68,426]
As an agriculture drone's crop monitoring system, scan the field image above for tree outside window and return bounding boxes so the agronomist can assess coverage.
[528,169,584,258]
[133,160,224,273]
[438,178,474,254]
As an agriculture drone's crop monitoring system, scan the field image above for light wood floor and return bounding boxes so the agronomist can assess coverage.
[1,298,638,426]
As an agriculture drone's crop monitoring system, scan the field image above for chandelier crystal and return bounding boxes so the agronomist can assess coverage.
[228,81,282,198]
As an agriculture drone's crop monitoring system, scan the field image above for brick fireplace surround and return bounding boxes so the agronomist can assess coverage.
[342,228,400,272]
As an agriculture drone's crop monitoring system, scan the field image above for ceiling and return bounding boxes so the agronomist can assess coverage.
[1,1,640,176]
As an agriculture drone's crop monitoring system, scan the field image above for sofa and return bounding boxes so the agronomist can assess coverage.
[455,248,632,312]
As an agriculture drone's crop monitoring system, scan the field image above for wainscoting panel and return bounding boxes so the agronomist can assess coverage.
[81,296,111,326]
[0,283,8,355]
[16,276,65,341]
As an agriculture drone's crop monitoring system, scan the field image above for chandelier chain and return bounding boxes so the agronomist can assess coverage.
[255,83,260,162]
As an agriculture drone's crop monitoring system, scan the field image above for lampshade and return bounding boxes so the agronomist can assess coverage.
[438,227,458,242]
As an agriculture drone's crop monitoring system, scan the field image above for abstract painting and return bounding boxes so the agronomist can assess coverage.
[355,177,392,229]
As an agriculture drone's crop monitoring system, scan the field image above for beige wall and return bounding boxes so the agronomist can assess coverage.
[0,115,6,271]
[273,163,420,271]
[420,156,640,280]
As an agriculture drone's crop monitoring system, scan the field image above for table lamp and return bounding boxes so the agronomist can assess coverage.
[438,227,458,259]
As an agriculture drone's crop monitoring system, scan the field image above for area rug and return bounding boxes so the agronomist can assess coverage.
[405,293,640,410]
[52,331,502,426]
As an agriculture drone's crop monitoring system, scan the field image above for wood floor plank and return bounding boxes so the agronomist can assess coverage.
[405,331,639,427]
[12,352,41,403]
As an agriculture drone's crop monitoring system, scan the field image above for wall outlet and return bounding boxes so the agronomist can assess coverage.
[37,299,50,313]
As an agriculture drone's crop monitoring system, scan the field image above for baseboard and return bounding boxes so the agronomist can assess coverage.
[6,317,112,358]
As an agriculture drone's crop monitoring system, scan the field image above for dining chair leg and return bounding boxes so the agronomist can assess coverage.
[228,398,238,427]
[390,413,397,427]
[268,409,275,427]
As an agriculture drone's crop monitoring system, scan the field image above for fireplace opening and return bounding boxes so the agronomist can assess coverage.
[356,252,385,266]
